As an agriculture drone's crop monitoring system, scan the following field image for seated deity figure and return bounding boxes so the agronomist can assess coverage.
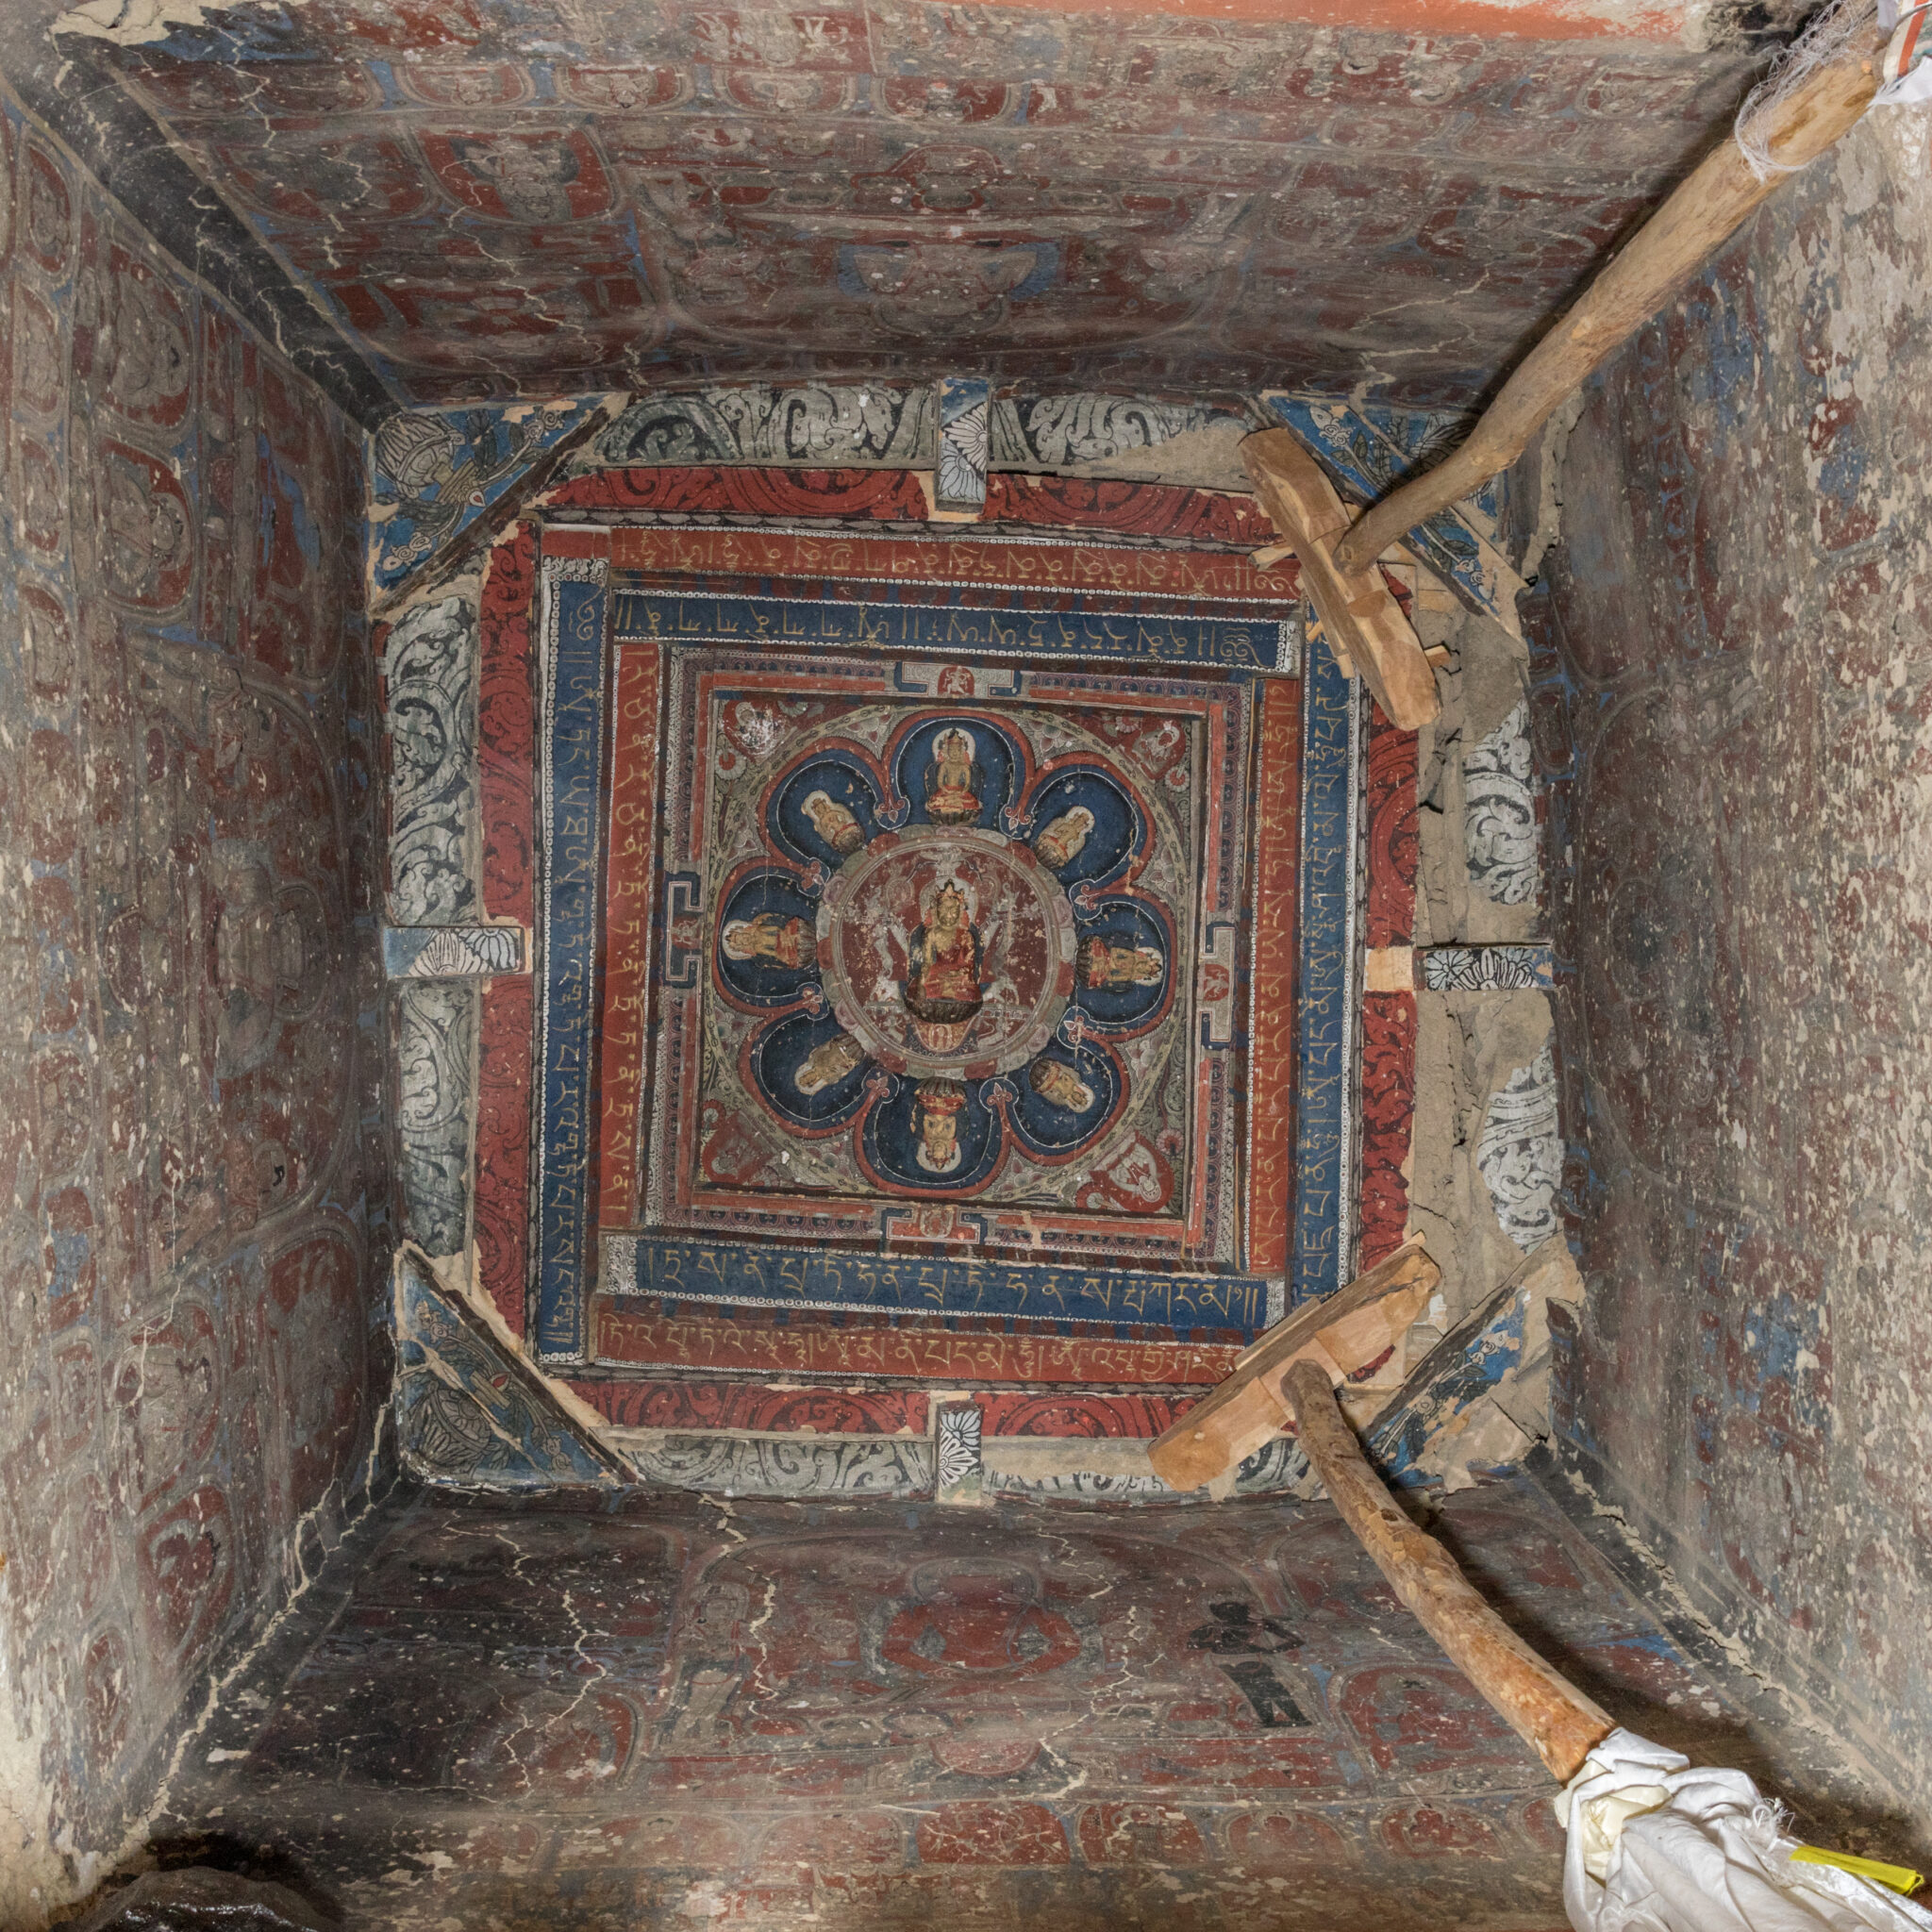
[1035,806,1095,871]
[904,880,984,1024]
[1076,934,1163,989]
[913,1079,967,1174]
[802,788,865,856]
[1028,1058,1096,1113]
[794,1032,865,1094]
[723,911,816,969]
[924,727,983,825]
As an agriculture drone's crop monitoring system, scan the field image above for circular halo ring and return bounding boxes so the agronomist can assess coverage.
[816,824,1075,1078]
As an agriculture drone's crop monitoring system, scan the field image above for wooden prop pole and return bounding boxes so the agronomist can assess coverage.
[1283,1357,1615,1783]
[1330,25,1888,575]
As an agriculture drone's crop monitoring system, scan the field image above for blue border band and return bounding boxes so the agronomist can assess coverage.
[1292,627,1360,1307]
[534,589,1358,1355]
[536,565,608,1358]
[604,1234,1272,1332]
[612,589,1292,674]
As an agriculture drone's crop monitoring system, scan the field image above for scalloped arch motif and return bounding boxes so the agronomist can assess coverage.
[659,670,1211,1238]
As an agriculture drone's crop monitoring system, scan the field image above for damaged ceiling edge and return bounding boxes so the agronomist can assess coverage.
[0,37,396,425]
[52,0,314,47]
[364,381,1524,630]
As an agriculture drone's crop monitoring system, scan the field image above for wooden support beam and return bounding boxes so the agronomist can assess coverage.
[1330,26,1887,575]
[1241,430,1440,730]
[1283,1358,1614,1783]
[1147,1234,1440,1493]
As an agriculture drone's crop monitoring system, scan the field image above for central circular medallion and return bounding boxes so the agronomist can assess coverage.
[816,824,1076,1078]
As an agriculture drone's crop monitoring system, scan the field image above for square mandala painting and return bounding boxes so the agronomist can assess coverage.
[641,652,1253,1265]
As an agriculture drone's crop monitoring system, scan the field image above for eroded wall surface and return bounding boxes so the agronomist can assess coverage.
[0,90,386,1920]
[1542,110,1932,1809]
[153,1474,1786,1930]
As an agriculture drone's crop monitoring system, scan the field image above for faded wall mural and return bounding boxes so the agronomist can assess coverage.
[0,85,384,1907]
[1542,109,1932,1810]
[85,3,1757,405]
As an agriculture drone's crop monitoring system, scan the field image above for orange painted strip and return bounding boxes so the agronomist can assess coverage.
[597,641,661,1229]
[609,525,1301,610]
[1246,678,1302,1274]
[591,1299,1245,1387]
[541,525,609,559]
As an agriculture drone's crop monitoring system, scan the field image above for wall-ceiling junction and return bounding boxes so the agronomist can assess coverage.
[361,380,1522,632]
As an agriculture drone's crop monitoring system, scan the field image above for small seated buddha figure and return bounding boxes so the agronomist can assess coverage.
[913,1079,968,1174]
[924,727,983,825]
[1028,1058,1095,1114]
[1035,806,1095,871]
[723,911,816,970]
[794,1031,866,1094]
[1076,933,1163,990]
[802,788,865,857]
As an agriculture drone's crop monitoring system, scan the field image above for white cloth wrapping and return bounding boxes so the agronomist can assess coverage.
[1559,1729,1932,1932]
[1876,0,1932,102]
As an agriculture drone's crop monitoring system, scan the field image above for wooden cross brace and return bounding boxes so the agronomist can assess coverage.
[1241,428,1441,732]
[1147,1234,1441,1494]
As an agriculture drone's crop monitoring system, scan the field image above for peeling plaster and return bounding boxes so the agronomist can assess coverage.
[53,0,309,45]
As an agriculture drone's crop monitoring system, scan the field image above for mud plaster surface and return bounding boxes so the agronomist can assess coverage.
[1036,420,1253,491]
[1405,606,1557,1336]
[1544,108,1932,1823]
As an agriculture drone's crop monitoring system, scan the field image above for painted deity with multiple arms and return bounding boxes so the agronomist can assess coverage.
[903,880,985,1027]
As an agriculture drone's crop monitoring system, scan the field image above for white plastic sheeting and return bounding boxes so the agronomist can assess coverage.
[1876,0,1932,105]
[1559,1731,1932,1932]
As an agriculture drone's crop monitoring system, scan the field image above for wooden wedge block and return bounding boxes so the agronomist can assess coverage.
[1241,429,1440,731]
[1148,1234,1440,1493]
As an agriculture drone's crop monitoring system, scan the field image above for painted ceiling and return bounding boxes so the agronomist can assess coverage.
[50,0,1766,409]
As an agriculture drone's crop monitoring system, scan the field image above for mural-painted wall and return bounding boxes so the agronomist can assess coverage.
[1542,110,1932,1818]
[81,2,1757,408]
[0,86,386,1920]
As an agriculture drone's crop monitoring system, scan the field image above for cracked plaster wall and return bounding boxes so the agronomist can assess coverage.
[0,83,388,1926]
[1541,108,1932,1817]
